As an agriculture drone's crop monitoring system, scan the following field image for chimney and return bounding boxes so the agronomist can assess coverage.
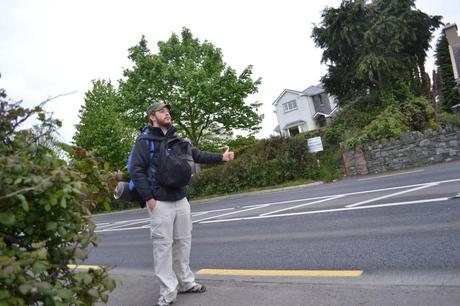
[444,23,460,81]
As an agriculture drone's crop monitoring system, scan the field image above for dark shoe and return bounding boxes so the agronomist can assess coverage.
[179,283,206,294]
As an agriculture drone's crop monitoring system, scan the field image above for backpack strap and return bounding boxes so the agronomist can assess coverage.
[137,134,164,160]
[148,139,154,160]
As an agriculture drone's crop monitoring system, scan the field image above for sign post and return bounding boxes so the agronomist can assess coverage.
[307,136,324,167]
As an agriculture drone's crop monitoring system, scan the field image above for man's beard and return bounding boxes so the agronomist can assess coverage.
[156,118,171,128]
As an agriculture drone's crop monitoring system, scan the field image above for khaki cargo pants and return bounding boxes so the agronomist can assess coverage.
[147,197,196,303]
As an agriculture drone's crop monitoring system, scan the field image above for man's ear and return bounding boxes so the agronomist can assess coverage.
[149,114,156,123]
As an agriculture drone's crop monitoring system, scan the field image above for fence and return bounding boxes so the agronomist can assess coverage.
[341,125,460,176]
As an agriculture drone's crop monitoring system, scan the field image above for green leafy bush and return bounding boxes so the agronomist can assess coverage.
[188,134,342,198]
[362,104,409,141]
[440,112,460,127]
[400,96,435,131]
[0,90,116,305]
[339,95,436,146]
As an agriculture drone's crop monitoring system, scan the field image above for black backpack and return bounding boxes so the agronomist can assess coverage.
[138,134,194,188]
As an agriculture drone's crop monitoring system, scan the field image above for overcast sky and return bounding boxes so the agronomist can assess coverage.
[1,0,459,144]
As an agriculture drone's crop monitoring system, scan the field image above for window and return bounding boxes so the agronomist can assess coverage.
[282,100,298,112]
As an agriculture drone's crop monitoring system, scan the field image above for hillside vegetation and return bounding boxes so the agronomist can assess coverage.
[188,133,343,199]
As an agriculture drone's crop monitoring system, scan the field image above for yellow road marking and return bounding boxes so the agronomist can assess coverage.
[67,264,102,270]
[196,269,363,277]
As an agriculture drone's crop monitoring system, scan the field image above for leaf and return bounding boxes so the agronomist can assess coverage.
[103,200,111,212]
[46,222,58,231]
[0,213,16,226]
[60,197,67,208]
[35,281,52,290]
[21,201,29,211]
[31,261,48,275]
[57,288,73,301]
[57,226,67,237]
[74,248,87,260]
[17,194,29,211]
[0,290,10,300]
[100,293,109,303]
[18,283,33,295]
[102,278,116,291]
[87,288,99,298]
[49,194,58,206]
[82,273,93,285]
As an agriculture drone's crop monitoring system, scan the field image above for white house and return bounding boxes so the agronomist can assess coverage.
[273,84,337,137]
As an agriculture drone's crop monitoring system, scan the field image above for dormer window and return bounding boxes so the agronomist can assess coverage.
[282,100,298,112]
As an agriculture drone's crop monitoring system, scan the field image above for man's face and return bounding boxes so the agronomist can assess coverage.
[149,107,171,127]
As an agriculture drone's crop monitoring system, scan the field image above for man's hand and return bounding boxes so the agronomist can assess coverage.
[146,198,157,211]
[222,147,234,162]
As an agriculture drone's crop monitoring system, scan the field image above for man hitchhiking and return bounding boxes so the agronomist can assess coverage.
[129,102,234,306]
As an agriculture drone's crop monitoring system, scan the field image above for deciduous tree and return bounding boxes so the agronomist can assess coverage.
[74,80,134,171]
[119,28,262,148]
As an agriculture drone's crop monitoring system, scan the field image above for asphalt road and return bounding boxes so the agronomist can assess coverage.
[89,160,460,305]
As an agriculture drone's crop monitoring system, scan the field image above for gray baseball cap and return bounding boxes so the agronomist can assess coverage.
[146,102,171,116]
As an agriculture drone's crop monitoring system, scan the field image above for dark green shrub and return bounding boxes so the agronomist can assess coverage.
[0,91,116,305]
[400,96,435,131]
[341,95,436,146]
[440,112,460,126]
[363,104,409,140]
[188,134,342,198]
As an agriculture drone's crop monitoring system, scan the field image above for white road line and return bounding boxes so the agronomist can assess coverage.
[357,169,424,181]
[194,178,460,213]
[192,207,236,215]
[95,218,150,229]
[260,195,344,216]
[95,178,460,231]
[198,197,452,224]
[346,182,440,208]
[107,219,150,230]
[191,212,209,217]
[193,204,270,223]
[96,225,150,233]
[96,223,123,229]
[194,178,460,219]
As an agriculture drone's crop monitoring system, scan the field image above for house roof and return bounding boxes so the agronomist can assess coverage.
[272,89,302,106]
[301,84,324,96]
[313,106,339,119]
[283,120,306,130]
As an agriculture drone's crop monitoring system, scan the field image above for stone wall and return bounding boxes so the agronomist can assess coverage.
[342,125,460,176]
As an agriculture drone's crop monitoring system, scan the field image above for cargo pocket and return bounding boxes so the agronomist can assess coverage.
[149,201,173,243]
